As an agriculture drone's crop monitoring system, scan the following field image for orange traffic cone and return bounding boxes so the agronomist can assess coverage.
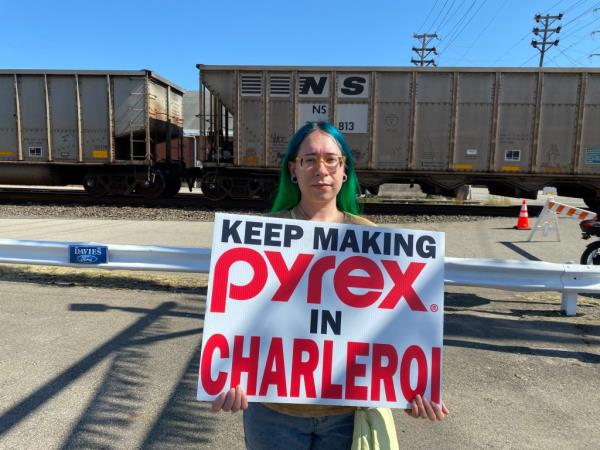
[514,199,531,230]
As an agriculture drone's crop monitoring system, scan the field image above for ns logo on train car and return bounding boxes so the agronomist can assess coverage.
[299,74,370,98]
[69,245,108,265]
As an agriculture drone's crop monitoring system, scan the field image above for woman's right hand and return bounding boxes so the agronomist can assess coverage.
[211,385,248,413]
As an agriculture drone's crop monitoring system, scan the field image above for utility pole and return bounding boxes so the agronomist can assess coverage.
[531,13,563,67]
[411,33,438,67]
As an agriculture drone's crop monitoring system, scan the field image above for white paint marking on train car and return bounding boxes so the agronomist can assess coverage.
[298,103,329,126]
[337,104,368,133]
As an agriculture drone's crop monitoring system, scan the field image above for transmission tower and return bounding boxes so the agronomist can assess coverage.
[411,33,438,67]
[531,13,563,67]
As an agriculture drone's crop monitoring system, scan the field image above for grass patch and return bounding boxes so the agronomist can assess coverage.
[0,264,208,294]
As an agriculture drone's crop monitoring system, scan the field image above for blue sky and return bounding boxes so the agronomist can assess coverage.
[2,0,600,89]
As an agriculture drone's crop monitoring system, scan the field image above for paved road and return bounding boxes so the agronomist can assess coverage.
[0,214,589,262]
[0,216,599,449]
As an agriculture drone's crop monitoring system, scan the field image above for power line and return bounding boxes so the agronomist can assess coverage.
[437,0,467,33]
[494,31,535,64]
[556,45,583,65]
[544,52,561,66]
[439,0,489,56]
[545,0,568,14]
[558,30,597,54]
[437,0,467,32]
[588,41,600,54]
[493,1,590,65]
[562,1,600,27]
[453,0,508,62]
[558,11,600,41]
[582,35,600,63]
[551,4,600,64]
[562,0,587,14]
[437,0,477,51]
[429,0,452,32]
[417,0,441,33]
[519,51,540,67]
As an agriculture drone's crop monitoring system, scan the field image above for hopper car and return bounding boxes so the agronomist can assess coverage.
[0,69,192,198]
[197,65,600,208]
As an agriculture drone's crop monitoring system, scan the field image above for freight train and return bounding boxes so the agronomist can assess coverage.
[3,66,600,207]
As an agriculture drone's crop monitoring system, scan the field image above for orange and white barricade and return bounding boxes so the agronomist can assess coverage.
[528,199,597,242]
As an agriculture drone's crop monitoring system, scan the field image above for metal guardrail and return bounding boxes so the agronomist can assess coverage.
[444,257,600,316]
[0,239,211,273]
[1,239,598,316]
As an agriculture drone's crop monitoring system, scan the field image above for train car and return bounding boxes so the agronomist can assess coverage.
[197,65,600,208]
[0,69,187,197]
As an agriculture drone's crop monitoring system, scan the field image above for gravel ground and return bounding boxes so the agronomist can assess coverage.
[0,202,494,224]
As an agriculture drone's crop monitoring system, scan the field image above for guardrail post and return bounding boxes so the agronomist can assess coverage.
[560,292,577,316]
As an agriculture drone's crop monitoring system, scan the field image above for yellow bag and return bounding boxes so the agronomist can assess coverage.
[352,408,399,450]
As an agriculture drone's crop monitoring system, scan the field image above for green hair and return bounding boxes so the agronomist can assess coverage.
[271,121,361,215]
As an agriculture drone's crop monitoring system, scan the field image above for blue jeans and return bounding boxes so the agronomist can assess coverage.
[243,402,354,450]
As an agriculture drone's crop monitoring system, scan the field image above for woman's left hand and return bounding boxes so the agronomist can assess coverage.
[404,394,449,421]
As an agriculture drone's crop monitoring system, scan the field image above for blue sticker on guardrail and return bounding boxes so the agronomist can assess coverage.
[69,245,108,264]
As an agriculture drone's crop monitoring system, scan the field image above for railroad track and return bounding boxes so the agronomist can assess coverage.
[0,187,266,210]
[0,187,546,217]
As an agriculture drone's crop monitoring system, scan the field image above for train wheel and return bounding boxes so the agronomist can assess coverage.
[83,173,109,198]
[136,172,166,199]
[162,180,181,197]
[161,172,182,198]
[258,180,277,203]
[201,174,231,201]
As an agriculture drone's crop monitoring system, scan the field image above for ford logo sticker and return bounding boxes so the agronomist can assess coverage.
[69,245,108,265]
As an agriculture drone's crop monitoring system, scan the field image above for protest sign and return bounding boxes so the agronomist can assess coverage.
[197,213,445,408]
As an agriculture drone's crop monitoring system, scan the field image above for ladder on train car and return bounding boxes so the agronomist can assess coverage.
[128,87,149,161]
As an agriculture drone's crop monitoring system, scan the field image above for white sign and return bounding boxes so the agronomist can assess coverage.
[197,214,445,408]
[336,104,369,134]
[298,103,329,127]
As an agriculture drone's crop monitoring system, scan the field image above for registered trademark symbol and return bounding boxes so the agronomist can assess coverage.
[430,304,439,312]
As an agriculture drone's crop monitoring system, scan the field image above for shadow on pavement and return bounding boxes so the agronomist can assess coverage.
[60,316,219,449]
[141,344,223,449]
[445,292,490,309]
[0,302,186,437]
[0,300,215,450]
[499,242,542,261]
[3,289,599,448]
[444,304,600,363]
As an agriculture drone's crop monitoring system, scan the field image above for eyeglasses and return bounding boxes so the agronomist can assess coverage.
[295,155,346,171]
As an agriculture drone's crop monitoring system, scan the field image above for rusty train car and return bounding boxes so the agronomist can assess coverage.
[198,65,600,207]
[0,69,189,197]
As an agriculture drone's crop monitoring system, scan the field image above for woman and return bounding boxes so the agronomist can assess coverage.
[212,122,449,449]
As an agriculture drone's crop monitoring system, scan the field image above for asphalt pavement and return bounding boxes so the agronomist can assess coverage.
[0,215,598,449]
